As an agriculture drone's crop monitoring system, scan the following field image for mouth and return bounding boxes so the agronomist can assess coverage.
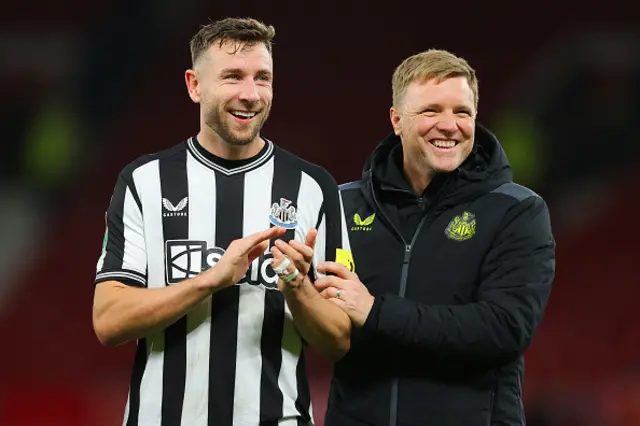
[429,139,458,150]
[229,110,258,122]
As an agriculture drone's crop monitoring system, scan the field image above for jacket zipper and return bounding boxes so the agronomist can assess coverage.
[369,174,429,426]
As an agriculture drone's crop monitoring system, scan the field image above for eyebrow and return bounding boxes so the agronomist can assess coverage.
[219,68,272,78]
[219,68,244,76]
[418,103,473,111]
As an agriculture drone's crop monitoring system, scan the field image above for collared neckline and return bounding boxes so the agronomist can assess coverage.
[187,136,274,176]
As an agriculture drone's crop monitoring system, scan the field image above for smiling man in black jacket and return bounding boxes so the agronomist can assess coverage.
[313,49,556,426]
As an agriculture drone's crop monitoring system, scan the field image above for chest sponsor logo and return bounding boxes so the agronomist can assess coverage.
[351,213,375,231]
[162,197,188,218]
[445,211,476,241]
[165,239,277,288]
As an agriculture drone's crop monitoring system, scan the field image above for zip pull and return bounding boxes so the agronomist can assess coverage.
[417,197,427,212]
[404,245,411,264]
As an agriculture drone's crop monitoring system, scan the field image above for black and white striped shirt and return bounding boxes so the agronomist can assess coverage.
[95,137,352,426]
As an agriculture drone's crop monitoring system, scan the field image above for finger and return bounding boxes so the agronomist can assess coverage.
[244,226,286,251]
[325,286,342,299]
[288,239,314,263]
[269,246,287,270]
[247,241,268,263]
[328,297,347,310]
[314,276,343,291]
[318,261,357,281]
[319,288,334,299]
[274,239,307,272]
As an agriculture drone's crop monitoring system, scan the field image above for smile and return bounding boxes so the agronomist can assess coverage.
[430,139,458,149]
[230,111,258,119]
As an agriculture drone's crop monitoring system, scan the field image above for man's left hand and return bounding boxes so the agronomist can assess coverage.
[271,229,317,291]
[314,262,374,327]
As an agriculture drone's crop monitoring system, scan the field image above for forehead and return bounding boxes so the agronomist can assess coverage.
[403,76,474,108]
[203,41,273,74]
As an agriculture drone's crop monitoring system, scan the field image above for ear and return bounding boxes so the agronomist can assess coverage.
[390,106,402,136]
[185,69,200,103]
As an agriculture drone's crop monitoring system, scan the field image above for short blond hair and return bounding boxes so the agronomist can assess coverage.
[392,49,478,110]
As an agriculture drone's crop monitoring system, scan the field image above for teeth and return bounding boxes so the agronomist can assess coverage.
[232,111,257,118]
[432,140,456,148]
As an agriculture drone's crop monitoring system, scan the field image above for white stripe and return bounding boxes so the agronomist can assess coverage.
[278,307,302,419]
[296,172,325,272]
[188,137,274,176]
[133,160,164,290]
[180,154,216,426]
[122,390,130,426]
[232,160,273,425]
[122,186,147,278]
[132,160,165,425]
[96,223,108,272]
[338,192,351,252]
[278,172,322,420]
[314,216,327,277]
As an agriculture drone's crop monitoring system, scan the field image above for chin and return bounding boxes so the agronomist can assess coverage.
[432,161,463,173]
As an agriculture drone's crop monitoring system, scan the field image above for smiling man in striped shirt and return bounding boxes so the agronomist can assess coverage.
[92,17,352,426]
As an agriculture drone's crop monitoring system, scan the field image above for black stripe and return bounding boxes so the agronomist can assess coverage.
[125,338,148,426]
[103,173,128,271]
[294,349,312,422]
[208,173,244,426]
[260,154,302,423]
[159,149,189,426]
[257,418,307,426]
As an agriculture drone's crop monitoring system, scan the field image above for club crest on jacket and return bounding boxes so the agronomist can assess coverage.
[445,212,476,241]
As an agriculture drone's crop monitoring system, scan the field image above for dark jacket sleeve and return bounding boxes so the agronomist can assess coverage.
[361,195,555,363]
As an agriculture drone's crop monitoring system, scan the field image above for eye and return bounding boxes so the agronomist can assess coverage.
[456,110,473,117]
[255,74,271,82]
[421,108,438,116]
[225,73,241,80]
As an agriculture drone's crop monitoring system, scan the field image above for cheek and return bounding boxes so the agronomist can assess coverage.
[259,86,273,103]
[458,119,475,137]
[413,117,436,136]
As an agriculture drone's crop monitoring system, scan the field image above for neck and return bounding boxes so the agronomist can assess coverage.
[197,126,264,161]
[402,153,435,196]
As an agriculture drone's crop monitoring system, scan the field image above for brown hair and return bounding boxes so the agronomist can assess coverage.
[392,49,478,110]
[189,17,276,66]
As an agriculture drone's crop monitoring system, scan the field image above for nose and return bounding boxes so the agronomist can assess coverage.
[435,114,458,133]
[238,79,260,103]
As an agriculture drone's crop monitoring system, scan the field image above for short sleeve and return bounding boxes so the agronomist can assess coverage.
[95,171,147,287]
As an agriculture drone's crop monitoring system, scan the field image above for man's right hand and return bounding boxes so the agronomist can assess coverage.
[197,226,286,291]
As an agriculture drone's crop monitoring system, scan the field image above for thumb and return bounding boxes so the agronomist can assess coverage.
[305,228,318,249]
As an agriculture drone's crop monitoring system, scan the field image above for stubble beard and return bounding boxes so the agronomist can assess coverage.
[205,103,271,147]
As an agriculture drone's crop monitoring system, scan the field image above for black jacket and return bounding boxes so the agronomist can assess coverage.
[327,124,555,426]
